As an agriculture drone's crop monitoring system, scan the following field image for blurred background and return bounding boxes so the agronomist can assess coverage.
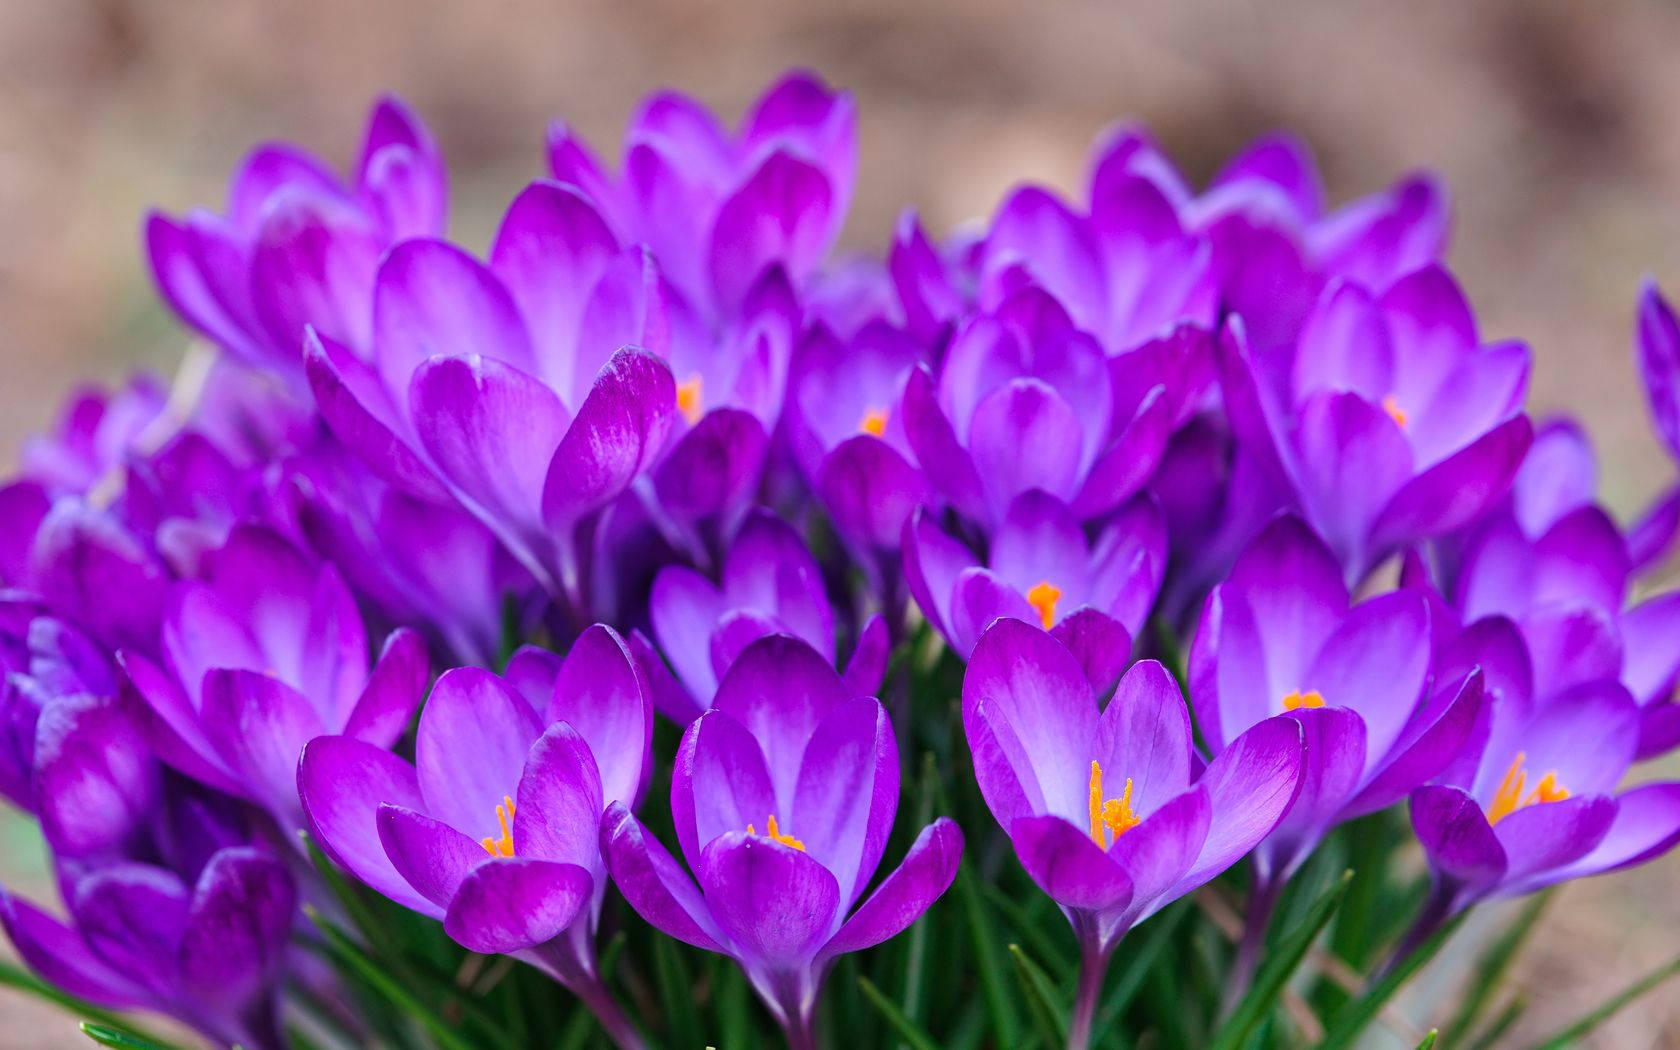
[3,1,1680,1045]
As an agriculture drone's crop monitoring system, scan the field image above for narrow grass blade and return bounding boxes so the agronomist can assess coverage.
[858,975,943,1050]
[1089,900,1191,1045]
[652,935,702,1048]
[1009,944,1068,1047]
[1529,950,1680,1050]
[1443,891,1551,1043]
[0,962,181,1049]
[1205,870,1352,1050]
[303,905,479,1050]
[77,1023,174,1050]
[1466,996,1525,1050]
[1412,1030,1438,1050]
[955,866,1021,1043]
[1317,912,1464,1050]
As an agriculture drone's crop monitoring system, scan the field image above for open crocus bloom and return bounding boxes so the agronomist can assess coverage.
[640,510,886,723]
[904,490,1164,668]
[121,525,427,833]
[1190,515,1479,883]
[148,96,446,383]
[1,846,296,1050]
[1218,266,1534,582]
[1411,675,1680,912]
[298,626,650,1022]
[304,179,677,610]
[602,636,962,1043]
[963,618,1303,960]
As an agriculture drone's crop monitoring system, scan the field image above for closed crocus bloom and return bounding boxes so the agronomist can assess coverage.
[903,491,1164,676]
[602,636,963,1049]
[1,846,296,1050]
[303,180,676,612]
[1219,265,1534,582]
[962,619,1303,1050]
[148,96,446,383]
[121,525,428,832]
[298,625,652,1048]
[1409,675,1680,930]
[547,70,855,322]
[1190,516,1482,892]
[640,509,887,723]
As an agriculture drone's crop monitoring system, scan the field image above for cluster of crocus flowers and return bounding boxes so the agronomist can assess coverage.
[1,68,1680,1050]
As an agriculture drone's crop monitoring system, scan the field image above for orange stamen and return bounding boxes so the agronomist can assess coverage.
[677,374,704,425]
[860,408,889,437]
[1487,752,1570,824]
[479,795,516,858]
[1087,761,1140,848]
[1382,395,1408,429]
[1025,581,1062,630]
[1282,690,1325,711]
[747,814,806,851]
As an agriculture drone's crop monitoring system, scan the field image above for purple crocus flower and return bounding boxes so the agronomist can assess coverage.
[639,509,887,724]
[121,525,427,832]
[602,636,963,1048]
[1189,516,1482,888]
[1218,265,1534,581]
[1630,279,1680,570]
[962,618,1303,1050]
[903,491,1164,671]
[1409,675,1680,923]
[18,375,168,498]
[546,70,855,322]
[2,845,296,1050]
[148,96,446,382]
[303,179,678,613]
[298,625,652,1048]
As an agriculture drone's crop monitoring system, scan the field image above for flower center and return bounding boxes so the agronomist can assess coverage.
[1382,395,1408,429]
[1487,751,1570,825]
[1025,581,1062,630]
[859,407,889,437]
[1281,689,1325,711]
[479,795,516,858]
[1087,761,1140,848]
[677,373,705,426]
[746,814,805,851]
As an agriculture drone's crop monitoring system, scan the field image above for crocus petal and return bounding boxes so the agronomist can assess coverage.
[1493,796,1617,888]
[1346,669,1486,817]
[901,508,977,644]
[511,721,606,870]
[723,511,836,663]
[549,623,651,808]
[819,818,963,960]
[964,618,1098,827]
[673,710,778,871]
[72,865,190,995]
[1072,387,1172,520]
[372,239,535,396]
[303,328,450,502]
[1264,707,1367,867]
[33,693,157,856]
[1009,815,1134,912]
[1109,786,1212,914]
[541,348,677,529]
[1095,659,1193,814]
[199,669,325,828]
[414,667,544,836]
[120,650,241,796]
[344,628,429,748]
[950,570,1039,658]
[297,735,436,916]
[711,635,855,806]
[1291,391,1412,573]
[1410,785,1506,891]
[1543,782,1680,885]
[1181,715,1305,886]
[708,151,836,313]
[900,366,985,522]
[792,697,898,908]
[814,436,929,552]
[1637,279,1680,462]
[250,194,381,357]
[698,832,841,967]
[1302,590,1431,770]
[1050,610,1133,698]
[0,894,144,1007]
[177,848,297,1015]
[1372,415,1534,552]
[377,804,486,909]
[600,802,725,952]
[443,858,594,955]
[968,380,1083,513]
[1620,592,1680,705]
[654,409,769,522]
[841,615,890,698]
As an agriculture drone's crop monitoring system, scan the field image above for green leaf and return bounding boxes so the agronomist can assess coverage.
[77,1023,174,1050]
[858,976,943,1050]
[303,905,480,1050]
[954,865,1020,1043]
[1089,899,1191,1045]
[1205,870,1352,1050]
[1443,891,1551,1044]
[976,878,1075,980]
[652,934,702,1047]
[1529,950,1680,1050]
[1317,912,1464,1050]
[1008,943,1068,1047]
[0,962,181,1049]
[1412,1029,1438,1050]
[1466,996,1525,1050]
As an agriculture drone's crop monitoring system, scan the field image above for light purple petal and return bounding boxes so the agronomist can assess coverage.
[344,628,429,748]
[1009,815,1134,912]
[1410,785,1506,890]
[541,348,676,528]
[1181,715,1304,886]
[199,669,324,828]
[297,736,437,917]
[819,818,963,960]
[443,858,593,955]
[1095,659,1193,815]
[415,667,544,836]
[549,624,652,808]
[376,804,484,909]
[697,833,841,968]
[792,697,898,908]
[600,802,725,952]
[512,721,605,868]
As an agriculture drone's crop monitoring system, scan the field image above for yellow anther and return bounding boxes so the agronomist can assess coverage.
[677,374,704,426]
[748,814,806,852]
[860,407,890,437]
[1026,581,1062,630]
[479,795,516,858]
[1382,395,1409,429]
[1282,690,1325,711]
[1486,752,1570,825]
[1087,761,1140,848]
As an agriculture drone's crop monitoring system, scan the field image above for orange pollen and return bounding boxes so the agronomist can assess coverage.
[1025,581,1062,630]
[1282,689,1325,711]
[747,814,806,852]
[1382,395,1409,429]
[676,374,704,425]
[479,795,516,858]
[1487,752,1570,825]
[860,407,889,437]
[1087,761,1141,848]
